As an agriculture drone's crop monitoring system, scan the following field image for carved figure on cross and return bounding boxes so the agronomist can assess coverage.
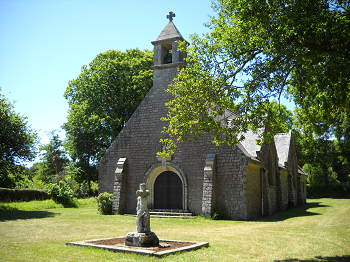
[136,183,150,233]
[167,11,175,22]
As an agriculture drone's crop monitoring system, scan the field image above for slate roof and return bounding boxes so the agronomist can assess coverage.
[238,130,292,164]
[298,166,308,176]
[274,131,308,176]
[238,129,308,176]
[274,132,291,166]
[154,21,185,42]
[239,129,264,158]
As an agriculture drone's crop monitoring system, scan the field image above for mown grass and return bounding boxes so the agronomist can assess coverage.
[0,198,349,261]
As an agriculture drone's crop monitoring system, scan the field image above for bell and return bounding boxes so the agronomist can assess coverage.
[164,53,172,64]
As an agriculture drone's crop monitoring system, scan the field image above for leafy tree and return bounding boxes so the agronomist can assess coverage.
[333,114,350,181]
[303,163,339,186]
[267,100,293,133]
[0,89,39,188]
[63,49,153,192]
[27,162,49,189]
[293,107,350,186]
[297,132,338,186]
[32,131,68,185]
[161,0,350,154]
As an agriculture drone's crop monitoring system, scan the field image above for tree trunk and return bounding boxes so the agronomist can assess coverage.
[52,152,62,175]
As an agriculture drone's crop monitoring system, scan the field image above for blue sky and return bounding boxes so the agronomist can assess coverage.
[1,0,294,165]
[0,0,214,145]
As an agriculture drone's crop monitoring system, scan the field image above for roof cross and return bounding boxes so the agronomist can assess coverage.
[166,11,175,22]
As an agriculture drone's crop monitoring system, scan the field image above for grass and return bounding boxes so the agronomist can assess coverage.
[0,198,349,261]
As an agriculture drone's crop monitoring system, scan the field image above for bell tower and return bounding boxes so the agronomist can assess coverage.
[151,12,188,72]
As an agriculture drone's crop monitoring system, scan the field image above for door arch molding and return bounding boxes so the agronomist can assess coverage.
[144,162,188,210]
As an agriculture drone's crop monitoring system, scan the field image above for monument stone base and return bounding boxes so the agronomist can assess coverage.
[125,231,159,247]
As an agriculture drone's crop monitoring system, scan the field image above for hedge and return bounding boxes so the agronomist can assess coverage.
[307,184,350,199]
[0,188,50,202]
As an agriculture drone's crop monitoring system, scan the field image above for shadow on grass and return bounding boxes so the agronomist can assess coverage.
[275,255,350,261]
[0,209,56,222]
[258,202,330,222]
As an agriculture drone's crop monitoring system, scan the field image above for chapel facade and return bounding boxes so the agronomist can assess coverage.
[97,14,307,220]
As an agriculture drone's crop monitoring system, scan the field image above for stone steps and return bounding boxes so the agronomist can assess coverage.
[149,210,194,218]
[124,210,196,219]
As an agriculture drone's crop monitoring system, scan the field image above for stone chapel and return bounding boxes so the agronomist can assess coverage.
[97,13,307,220]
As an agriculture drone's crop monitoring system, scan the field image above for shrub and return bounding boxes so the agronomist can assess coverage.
[96,192,113,215]
[211,204,229,220]
[48,181,77,207]
[77,181,99,198]
[90,181,99,196]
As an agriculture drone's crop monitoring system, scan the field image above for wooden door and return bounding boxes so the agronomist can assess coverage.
[154,171,182,209]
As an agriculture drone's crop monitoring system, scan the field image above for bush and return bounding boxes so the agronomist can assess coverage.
[0,188,50,202]
[77,181,99,198]
[211,204,229,220]
[48,181,77,207]
[90,181,99,196]
[96,192,113,215]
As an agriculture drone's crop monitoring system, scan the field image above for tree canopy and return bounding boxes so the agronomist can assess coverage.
[0,89,39,188]
[63,49,153,191]
[161,0,350,153]
[63,48,153,161]
[32,131,69,184]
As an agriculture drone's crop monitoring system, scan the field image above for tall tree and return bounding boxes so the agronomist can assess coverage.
[161,0,350,154]
[293,107,350,186]
[333,113,350,180]
[34,131,68,184]
[0,88,39,188]
[63,49,153,191]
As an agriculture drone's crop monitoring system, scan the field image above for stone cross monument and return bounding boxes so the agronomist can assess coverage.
[125,183,159,247]
[136,183,150,233]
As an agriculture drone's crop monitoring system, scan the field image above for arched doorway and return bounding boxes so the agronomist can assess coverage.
[154,171,183,209]
[144,162,188,210]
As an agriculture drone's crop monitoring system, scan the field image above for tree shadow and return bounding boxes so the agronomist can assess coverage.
[258,202,330,222]
[0,209,56,222]
[275,255,350,261]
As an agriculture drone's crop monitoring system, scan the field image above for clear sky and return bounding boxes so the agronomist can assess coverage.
[0,0,214,144]
[1,0,294,165]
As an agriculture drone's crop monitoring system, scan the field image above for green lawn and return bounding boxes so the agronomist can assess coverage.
[0,198,349,261]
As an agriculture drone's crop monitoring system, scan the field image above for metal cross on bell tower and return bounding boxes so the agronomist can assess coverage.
[166,11,175,22]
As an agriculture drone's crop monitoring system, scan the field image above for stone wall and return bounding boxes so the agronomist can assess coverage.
[280,169,289,211]
[258,139,279,216]
[170,136,251,219]
[246,162,263,220]
[97,64,180,206]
